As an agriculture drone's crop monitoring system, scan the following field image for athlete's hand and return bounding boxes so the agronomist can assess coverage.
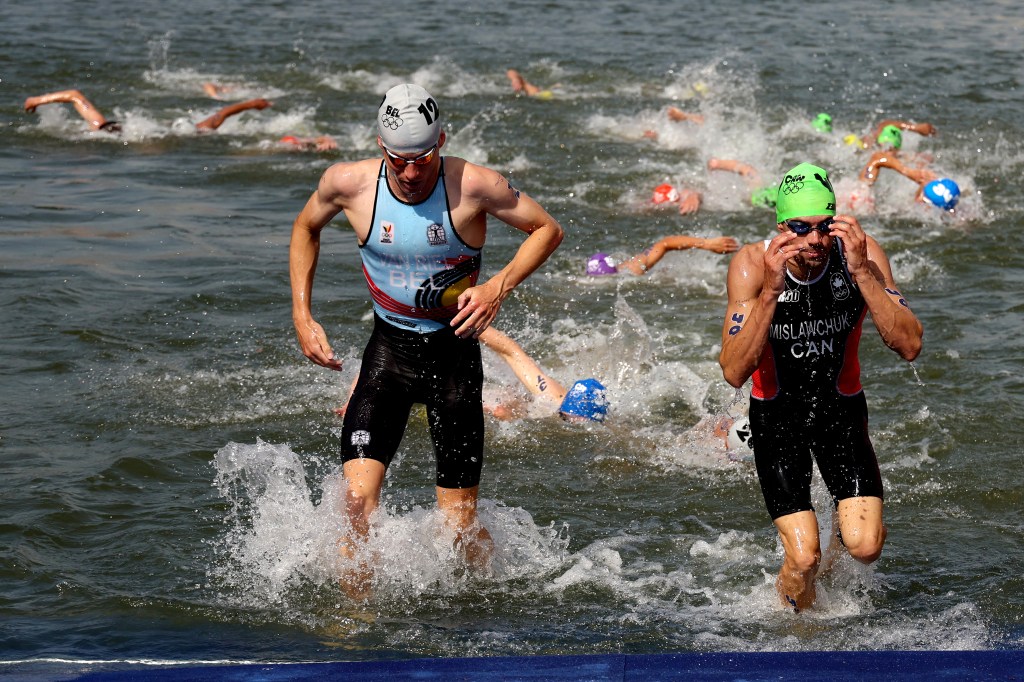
[451,279,503,339]
[828,214,870,280]
[677,189,702,215]
[702,236,740,254]
[764,231,800,297]
[294,317,343,370]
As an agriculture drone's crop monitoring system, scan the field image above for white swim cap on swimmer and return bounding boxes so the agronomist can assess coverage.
[377,84,442,153]
[727,416,753,452]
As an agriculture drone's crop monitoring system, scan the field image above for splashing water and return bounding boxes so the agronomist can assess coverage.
[209,440,573,616]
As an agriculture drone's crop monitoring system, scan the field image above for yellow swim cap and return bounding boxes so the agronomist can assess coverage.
[844,134,867,149]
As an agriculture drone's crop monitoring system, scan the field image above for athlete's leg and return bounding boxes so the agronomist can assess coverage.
[814,395,885,565]
[422,332,489,567]
[836,495,886,564]
[436,484,493,570]
[341,458,386,542]
[774,509,822,611]
[337,458,386,599]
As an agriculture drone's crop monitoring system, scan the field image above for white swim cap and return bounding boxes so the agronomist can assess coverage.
[377,84,441,153]
[727,416,753,452]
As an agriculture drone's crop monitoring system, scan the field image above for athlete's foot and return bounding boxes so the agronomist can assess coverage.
[338,535,374,601]
[461,530,495,574]
[776,572,814,612]
[339,569,373,602]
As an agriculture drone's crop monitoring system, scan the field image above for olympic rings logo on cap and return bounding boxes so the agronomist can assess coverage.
[780,173,806,195]
[380,114,404,130]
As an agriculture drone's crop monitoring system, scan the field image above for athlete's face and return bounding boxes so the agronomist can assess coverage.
[778,214,834,268]
[378,132,445,200]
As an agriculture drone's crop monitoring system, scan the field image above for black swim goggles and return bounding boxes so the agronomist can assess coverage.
[784,217,835,235]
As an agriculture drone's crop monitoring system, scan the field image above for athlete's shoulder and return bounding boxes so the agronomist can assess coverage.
[319,157,381,199]
[446,156,504,189]
[725,241,769,293]
[732,240,768,268]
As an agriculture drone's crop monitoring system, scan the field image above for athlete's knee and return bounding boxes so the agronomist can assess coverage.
[783,544,822,575]
[775,511,822,575]
[341,459,385,530]
[843,523,887,564]
[837,496,886,563]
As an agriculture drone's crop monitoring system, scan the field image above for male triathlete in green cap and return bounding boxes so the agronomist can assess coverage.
[717,162,923,613]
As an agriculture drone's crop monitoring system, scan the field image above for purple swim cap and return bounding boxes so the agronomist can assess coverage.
[586,253,618,276]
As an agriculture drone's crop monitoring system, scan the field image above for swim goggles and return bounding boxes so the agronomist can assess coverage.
[784,217,835,235]
[382,144,437,169]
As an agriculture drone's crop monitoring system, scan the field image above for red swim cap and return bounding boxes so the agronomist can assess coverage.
[280,135,301,145]
[651,183,680,204]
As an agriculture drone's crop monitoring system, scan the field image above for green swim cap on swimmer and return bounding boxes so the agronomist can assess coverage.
[775,163,837,223]
[812,112,833,133]
[877,124,903,149]
[750,186,777,209]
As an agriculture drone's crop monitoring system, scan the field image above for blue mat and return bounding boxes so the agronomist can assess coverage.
[68,650,1024,681]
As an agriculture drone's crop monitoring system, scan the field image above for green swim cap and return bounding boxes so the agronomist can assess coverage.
[877,124,903,149]
[750,186,777,209]
[812,112,832,133]
[775,163,837,223]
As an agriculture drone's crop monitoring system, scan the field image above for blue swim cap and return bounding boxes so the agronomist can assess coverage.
[922,178,960,210]
[586,253,618,276]
[559,379,608,422]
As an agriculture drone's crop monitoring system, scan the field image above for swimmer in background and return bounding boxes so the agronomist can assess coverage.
[479,327,753,456]
[643,106,704,140]
[506,69,554,99]
[666,106,704,125]
[864,118,936,148]
[811,112,833,134]
[202,81,236,100]
[586,233,739,277]
[859,151,961,211]
[706,158,778,211]
[845,118,937,150]
[478,327,607,422]
[650,183,704,215]
[279,135,339,152]
[23,88,273,134]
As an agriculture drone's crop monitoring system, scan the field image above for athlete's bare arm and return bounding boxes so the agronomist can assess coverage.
[289,159,380,370]
[479,327,567,400]
[719,232,800,387]
[445,159,564,338]
[830,216,923,361]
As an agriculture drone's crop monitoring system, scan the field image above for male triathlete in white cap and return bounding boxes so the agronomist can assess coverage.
[289,84,563,593]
